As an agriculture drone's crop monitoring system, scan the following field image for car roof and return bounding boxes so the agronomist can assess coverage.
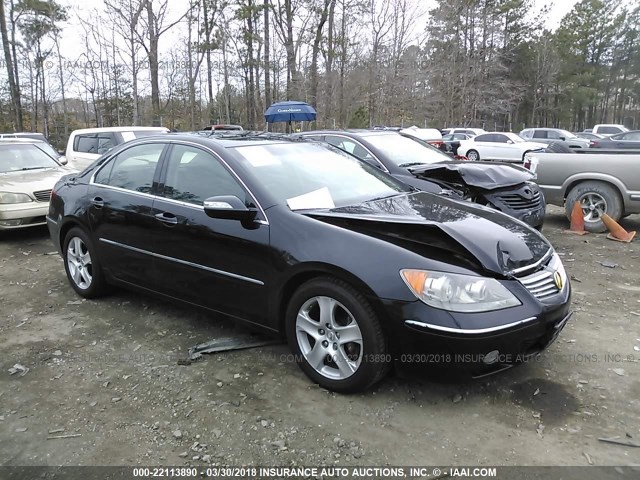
[302,129,399,138]
[70,126,170,134]
[0,138,46,145]
[139,133,300,149]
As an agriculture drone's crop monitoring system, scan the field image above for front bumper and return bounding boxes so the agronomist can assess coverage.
[0,202,49,229]
[381,283,571,375]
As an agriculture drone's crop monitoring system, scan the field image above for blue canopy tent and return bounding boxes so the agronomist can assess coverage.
[264,101,316,131]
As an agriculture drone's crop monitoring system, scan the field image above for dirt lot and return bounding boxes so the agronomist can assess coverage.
[1,207,639,470]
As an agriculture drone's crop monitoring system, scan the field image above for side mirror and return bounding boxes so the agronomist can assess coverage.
[559,136,566,141]
[507,140,514,144]
[58,156,68,165]
[203,195,257,222]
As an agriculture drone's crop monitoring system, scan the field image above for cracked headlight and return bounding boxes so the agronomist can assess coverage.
[0,192,33,204]
[400,269,521,313]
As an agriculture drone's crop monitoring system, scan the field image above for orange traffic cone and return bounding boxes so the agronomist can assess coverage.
[601,214,636,243]
[563,201,588,235]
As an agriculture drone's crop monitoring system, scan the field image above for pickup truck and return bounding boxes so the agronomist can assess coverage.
[525,150,640,232]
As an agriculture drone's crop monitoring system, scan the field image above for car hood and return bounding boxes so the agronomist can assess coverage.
[408,161,535,190]
[0,167,73,195]
[304,192,550,276]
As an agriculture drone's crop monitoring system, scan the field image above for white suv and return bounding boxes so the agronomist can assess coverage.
[66,126,169,170]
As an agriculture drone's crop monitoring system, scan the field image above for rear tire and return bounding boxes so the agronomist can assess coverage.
[466,149,480,161]
[565,181,623,233]
[285,276,389,393]
[63,227,109,298]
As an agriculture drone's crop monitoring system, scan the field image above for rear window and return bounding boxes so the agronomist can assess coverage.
[599,126,623,135]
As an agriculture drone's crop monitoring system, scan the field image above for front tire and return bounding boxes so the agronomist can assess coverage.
[565,181,623,233]
[63,227,109,298]
[285,276,389,393]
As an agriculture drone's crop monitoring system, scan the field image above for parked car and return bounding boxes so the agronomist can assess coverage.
[66,126,170,170]
[457,132,546,163]
[441,127,486,136]
[442,132,475,155]
[48,134,571,392]
[299,130,546,229]
[590,124,629,137]
[589,130,640,149]
[519,128,590,149]
[399,126,444,150]
[0,139,74,230]
[3,137,68,165]
[201,124,244,132]
[573,132,604,141]
[524,150,640,232]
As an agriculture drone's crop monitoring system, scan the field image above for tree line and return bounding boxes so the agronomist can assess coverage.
[1,0,639,148]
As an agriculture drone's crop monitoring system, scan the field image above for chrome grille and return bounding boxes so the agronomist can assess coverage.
[496,190,543,210]
[518,254,564,300]
[33,189,52,202]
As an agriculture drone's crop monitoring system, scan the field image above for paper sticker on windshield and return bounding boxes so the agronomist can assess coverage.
[287,187,335,211]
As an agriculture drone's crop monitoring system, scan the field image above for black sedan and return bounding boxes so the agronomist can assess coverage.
[299,130,546,230]
[47,135,571,392]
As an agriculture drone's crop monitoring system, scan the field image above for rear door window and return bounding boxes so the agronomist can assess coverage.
[474,134,493,142]
[94,143,165,193]
[532,130,547,139]
[74,135,98,153]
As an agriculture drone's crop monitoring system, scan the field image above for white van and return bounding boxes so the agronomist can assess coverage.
[66,126,169,170]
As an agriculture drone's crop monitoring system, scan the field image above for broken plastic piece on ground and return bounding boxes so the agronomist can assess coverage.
[183,333,282,363]
[598,436,640,448]
[563,201,588,235]
[8,364,29,376]
[601,214,636,243]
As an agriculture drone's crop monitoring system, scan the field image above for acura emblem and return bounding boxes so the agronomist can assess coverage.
[522,188,533,199]
[553,271,563,290]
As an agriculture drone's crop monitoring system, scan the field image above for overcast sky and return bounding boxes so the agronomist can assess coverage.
[55,0,582,58]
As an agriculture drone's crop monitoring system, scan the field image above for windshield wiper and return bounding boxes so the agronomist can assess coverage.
[398,162,426,168]
[20,166,48,171]
[368,193,404,202]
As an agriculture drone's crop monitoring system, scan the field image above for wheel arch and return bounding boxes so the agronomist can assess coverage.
[58,218,90,251]
[562,175,625,205]
[274,263,387,335]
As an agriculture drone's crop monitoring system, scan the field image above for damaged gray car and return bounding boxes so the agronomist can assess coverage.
[298,130,546,230]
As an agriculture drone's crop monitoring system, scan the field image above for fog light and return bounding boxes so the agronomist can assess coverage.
[483,350,500,365]
[0,219,23,226]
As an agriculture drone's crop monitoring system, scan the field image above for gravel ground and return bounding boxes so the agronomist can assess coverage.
[1,206,639,470]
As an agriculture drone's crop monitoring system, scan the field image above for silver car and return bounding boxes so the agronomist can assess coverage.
[520,128,590,149]
[0,140,75,230]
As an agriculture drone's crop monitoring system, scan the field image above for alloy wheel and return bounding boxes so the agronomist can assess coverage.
[295,296,363,380]
[67,236,93,290]
[579,193,607,223]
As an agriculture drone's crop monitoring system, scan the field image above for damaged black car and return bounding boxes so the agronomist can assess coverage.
[299,130,545,230]
[48,135,570,393]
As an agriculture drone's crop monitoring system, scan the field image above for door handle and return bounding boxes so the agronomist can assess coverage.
[91,197,104,208]
[154,212,178,225]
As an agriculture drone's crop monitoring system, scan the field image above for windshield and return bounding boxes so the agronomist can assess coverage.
[233,142,408,210]
[365,134,450,168]
[33,142,61,159]
[0,144,60,173]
